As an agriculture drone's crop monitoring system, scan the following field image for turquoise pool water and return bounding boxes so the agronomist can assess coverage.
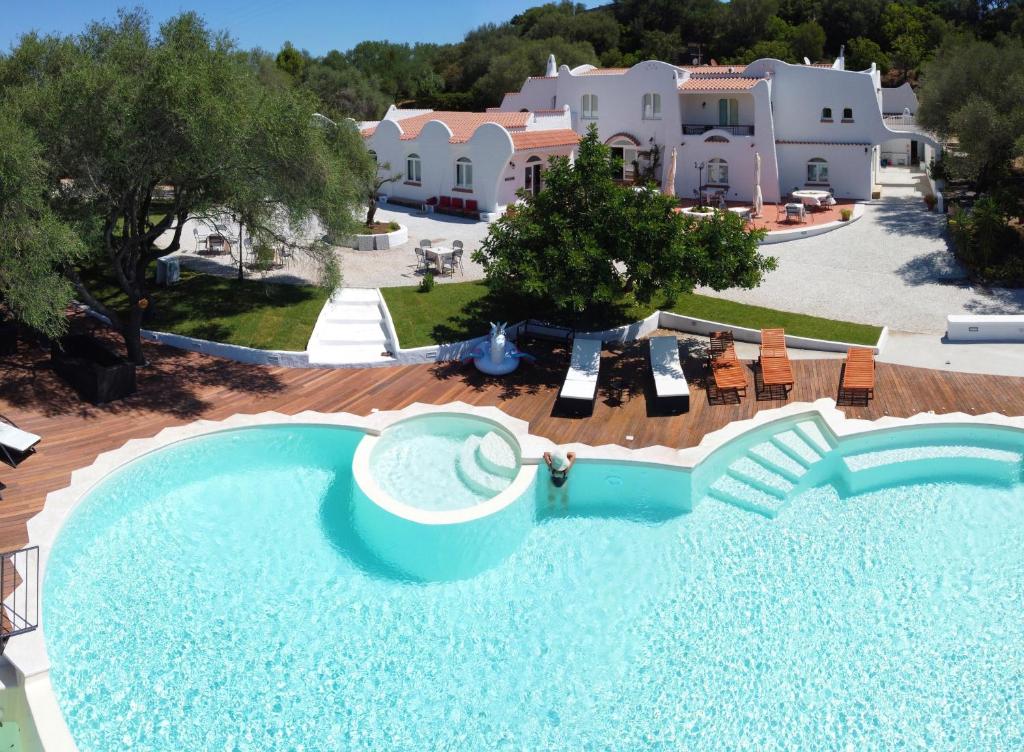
[44,425,1024,750]
[369,414,518,510]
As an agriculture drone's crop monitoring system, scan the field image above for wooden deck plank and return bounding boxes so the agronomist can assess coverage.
[1,333,1022,554]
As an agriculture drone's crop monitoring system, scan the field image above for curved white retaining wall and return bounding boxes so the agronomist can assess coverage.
[758,201,865,245]
[16,398,1024,750]
[345,224,409,251]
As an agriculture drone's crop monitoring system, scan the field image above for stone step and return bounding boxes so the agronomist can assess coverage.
[333,287,380,304]
[323,303,383,324]
[316,322,387,346]
[307,344,394,366]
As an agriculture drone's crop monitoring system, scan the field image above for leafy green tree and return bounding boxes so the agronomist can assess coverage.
[0,108,85,337]
[789,20,826,61]
[1,10,369,363]
[846,37,890,73]
[917,36,1024,188]
[819,0,886,53]
[514,2,621,55]
[345,41,444,105]
[275,41,311,80]
[473,127,772,319]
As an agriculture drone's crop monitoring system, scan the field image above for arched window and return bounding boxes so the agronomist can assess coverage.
[581,93,598,120]
[525,155,542,193]
[704,135,730,143]
[821,107,833,121]
[406,153,421,182]
[806,157,829,184]
[455,157,473,189]
[642,92,661,120]
[368,149,377,163]
[842,107,854,120]
[708,158,729,185]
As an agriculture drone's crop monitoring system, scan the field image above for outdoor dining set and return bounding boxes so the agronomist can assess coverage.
[415,239,465,276]
[780,188,837,224]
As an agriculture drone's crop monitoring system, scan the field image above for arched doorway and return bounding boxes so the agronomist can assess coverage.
[525,156,543,196]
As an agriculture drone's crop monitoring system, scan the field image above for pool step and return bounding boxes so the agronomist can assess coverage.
[749,441,807,483]
[707,475,786,518]
[843,445,1023,473]
[477,432,517,478]
[726,457,793,498]
[794,420,835,454]
[770,429,823,468]
[456,436,512,495]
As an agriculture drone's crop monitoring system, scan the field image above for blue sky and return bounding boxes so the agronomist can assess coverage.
[2,1,602,55]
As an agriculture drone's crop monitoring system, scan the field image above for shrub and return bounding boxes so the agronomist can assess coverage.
[418,272,435,293]
[923,194,937,210]
[388,221,400,231]
[839,208,853,221]
[947,197,1024,284]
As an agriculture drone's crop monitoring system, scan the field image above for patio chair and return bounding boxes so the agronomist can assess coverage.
[451,197,465,213]
[0,414,40,468]
[708,330,734,361]
[758,328,794,399]
[445,248,464,276]
[559,338,602,415]
[439,196,452,211]
[839,347,875,405]
[465,199,479,217]
[192,225,211,253]
[709,344,747,402]
[784,203,806,224]
[452,240,464,251]
[419,239,432,249]
[414,247,431,272]
[648,336,689,413]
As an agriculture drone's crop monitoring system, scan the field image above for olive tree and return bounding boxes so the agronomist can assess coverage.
[0,10,371,364]
[474,126,773,319]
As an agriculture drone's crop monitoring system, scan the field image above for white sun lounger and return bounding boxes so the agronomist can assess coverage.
[648,335,690,413]
[0,417,41,467]
[558,337,602,414]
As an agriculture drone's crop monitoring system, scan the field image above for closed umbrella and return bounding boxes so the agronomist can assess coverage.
[753,152,764,218]
[662,146,677,198]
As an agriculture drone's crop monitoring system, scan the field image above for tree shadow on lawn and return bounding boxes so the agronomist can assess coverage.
[428,288,654,346]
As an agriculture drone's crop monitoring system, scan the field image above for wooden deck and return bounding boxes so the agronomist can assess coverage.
[1,332,1022,552]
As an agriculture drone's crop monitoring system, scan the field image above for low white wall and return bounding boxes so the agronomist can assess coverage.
[947,315,1024,343]
[659,310,886,354]
[345,224,408,251]
[759,202,864,245]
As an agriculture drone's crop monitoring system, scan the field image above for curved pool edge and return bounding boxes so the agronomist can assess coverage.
[12,397,1024,751]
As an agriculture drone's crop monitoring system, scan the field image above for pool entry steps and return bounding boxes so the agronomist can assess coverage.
[707,419,835,517]
[456,431,518,495]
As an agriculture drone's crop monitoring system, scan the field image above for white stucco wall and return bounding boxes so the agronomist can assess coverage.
[367,119,515,213]
[881,83,918,115]
[776,143,873,199]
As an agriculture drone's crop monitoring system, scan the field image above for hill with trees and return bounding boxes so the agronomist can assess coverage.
[272,0,1024,119]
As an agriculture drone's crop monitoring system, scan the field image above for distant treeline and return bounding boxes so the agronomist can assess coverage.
[268,0,1024,119]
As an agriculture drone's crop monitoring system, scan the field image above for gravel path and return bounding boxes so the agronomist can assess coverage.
[696,168,1024,335]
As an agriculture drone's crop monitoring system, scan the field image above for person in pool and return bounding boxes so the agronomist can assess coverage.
[543,448,576,487]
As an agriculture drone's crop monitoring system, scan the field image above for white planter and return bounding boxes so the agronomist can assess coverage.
[347,224,409,251]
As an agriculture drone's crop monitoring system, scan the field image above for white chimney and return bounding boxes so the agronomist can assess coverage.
[546,54,557,77]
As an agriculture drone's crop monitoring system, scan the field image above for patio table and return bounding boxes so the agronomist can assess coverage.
[425,246,453,273]
[792,189,836,208]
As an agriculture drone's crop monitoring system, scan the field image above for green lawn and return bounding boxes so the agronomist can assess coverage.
[381,281,882,349]
[86,268,328,351]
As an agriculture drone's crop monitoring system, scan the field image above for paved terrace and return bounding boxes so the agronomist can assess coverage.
[2,331,1022,552]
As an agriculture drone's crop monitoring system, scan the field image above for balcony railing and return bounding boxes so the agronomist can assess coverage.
[682,123,754,136]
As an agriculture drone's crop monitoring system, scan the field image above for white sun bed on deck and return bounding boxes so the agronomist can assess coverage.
[0,417,41,467]
[648,335,690,413]
[559,337,602,414]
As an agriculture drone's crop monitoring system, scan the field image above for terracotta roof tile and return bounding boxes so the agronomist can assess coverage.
[578,67,630,76]
[362,110,532,143]
[680,65,748,74]
[510,129,580,151]
[679,77,761,91]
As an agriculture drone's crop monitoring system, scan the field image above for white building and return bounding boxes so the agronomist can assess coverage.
[364,54,937,216]
[362,106,579,218]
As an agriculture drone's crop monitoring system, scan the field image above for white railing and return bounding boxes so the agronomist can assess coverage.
[884,114,921,133]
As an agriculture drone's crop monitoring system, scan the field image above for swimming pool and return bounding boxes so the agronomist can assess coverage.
[40,414,1024,750]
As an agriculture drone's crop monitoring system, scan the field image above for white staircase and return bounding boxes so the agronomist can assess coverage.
[707,420,835,517]
[307,288,397,367]
[456,432,517,496]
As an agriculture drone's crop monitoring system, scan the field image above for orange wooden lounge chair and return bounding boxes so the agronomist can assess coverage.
[758,328,794,398]
[840,347,875,404]
[710,343,747,401]
[708,330,734,361]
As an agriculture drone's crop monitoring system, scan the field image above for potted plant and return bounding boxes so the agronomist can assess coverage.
[924,194,938,211]
[839,208,853,222]
[51,334,137,404]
